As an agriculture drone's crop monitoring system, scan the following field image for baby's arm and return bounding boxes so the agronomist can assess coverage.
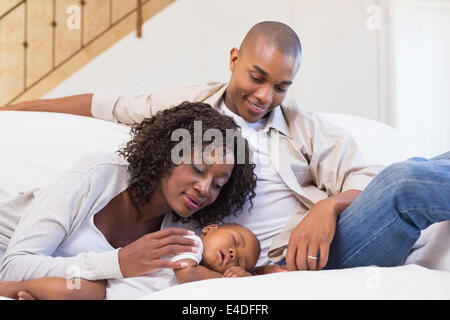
[0,278,106,300]
[223,266,252,278]
[173,259,223,284]
[253,264,288,275]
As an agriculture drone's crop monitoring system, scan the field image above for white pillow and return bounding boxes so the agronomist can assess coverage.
[318,112,415,166]
[0,111,130,194]
[0,111,406,194]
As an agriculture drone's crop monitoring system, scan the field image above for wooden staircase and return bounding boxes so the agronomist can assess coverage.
[0,0,174,106]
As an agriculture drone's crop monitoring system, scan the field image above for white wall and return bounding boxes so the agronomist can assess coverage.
[44,0,384,122]
[292,0,382,121]
[389,0,450,158]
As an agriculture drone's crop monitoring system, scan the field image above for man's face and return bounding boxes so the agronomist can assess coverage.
[225,37,300,123]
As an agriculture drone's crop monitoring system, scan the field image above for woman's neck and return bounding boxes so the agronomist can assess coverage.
[94,188,170,249]
[127,184,171,223]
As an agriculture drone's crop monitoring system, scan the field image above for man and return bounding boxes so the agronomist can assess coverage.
[3,21,449,272]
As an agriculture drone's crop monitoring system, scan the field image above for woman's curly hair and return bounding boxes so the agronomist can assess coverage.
[118,101,257,227]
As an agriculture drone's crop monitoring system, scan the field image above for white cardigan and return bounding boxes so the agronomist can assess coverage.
[0,152,129,281]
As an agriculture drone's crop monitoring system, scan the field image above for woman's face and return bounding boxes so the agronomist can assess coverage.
[160,149,235,218]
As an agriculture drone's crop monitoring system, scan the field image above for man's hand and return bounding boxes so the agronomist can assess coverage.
[118,228,199,277]
[286,199,337,271]
[285,190,361,271]
[0,106,14,111]
[0,94,93,116]
[223,266,252,278]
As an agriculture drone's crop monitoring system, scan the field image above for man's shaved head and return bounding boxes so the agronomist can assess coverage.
[224,21,302,123]
[239,21,302,62]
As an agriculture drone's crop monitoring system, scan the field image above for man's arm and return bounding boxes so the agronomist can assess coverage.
[327,189,361,216]
[1,94,93,117]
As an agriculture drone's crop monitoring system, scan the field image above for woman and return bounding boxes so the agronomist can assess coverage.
[0,101,256,298]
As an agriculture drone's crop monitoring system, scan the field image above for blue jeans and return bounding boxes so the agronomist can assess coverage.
[281,151,450,269]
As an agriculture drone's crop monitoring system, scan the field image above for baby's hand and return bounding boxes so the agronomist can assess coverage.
[17,291,36,300]
[253,264,288,275]
[223,266,252,278]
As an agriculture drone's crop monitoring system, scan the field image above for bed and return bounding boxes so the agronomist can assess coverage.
[0,110,449,300]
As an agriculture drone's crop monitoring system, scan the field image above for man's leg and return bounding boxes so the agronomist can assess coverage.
[431,151,450,161]
[324,153,450,269]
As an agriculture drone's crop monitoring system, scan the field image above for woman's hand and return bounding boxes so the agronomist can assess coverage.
[223,266,252,278]
[285,199,338,271]
[118,228,200,277]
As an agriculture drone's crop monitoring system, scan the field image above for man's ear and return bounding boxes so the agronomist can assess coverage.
[201,224,218,235]
[229,47,239,72]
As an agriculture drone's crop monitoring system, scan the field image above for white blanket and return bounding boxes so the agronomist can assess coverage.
[144,265,450,300]
[1,111,449,300]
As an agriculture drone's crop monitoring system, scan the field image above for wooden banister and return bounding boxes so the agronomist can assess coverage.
[0,0,174,106]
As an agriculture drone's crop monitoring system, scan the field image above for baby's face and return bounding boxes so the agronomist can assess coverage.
[200,224,259,273]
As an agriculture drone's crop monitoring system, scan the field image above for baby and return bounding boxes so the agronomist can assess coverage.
[0,223,260,300]
[173,223,261,282]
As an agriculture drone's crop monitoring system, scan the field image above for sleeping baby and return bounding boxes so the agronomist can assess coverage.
[0,223,260,300]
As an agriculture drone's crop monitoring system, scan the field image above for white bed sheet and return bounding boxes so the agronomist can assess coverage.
[143,265,450,300]
[0,111,449,300]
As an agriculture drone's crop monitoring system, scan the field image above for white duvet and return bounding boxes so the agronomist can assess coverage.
[0,111,449,300]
